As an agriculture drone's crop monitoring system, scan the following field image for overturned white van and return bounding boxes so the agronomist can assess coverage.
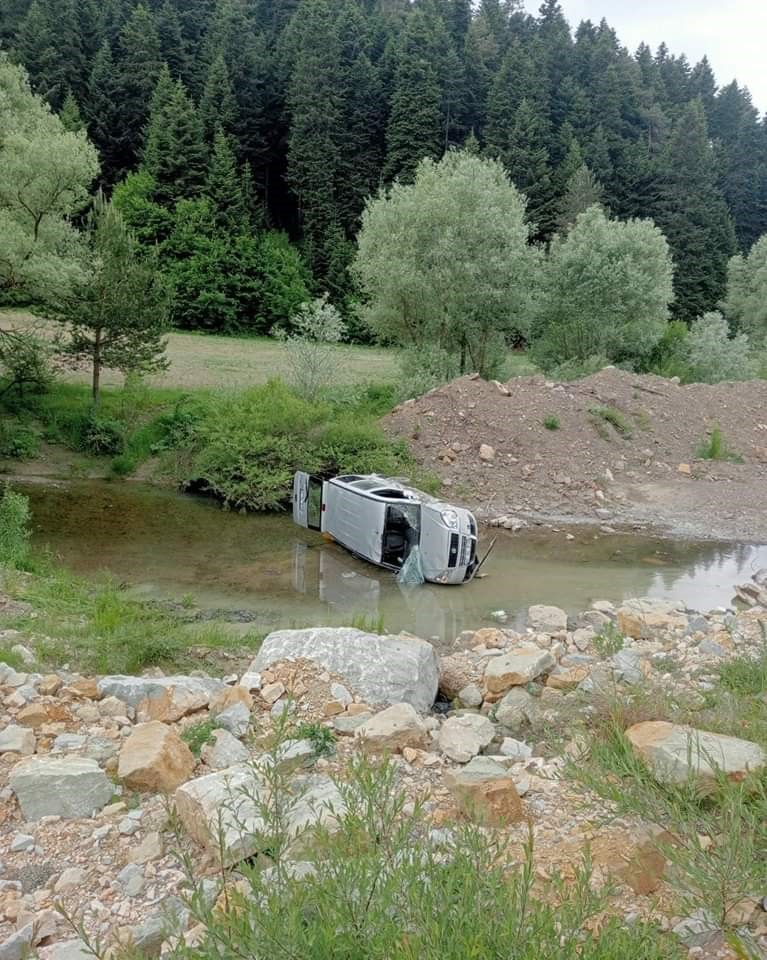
[292,472,479,585]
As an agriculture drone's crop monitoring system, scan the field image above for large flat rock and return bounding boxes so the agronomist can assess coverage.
[626,721,766,787]
[174,764,345,865]
[484,646,555,694]
[97,676,225,717]
[252,628,439,713]
[9,757,113,820]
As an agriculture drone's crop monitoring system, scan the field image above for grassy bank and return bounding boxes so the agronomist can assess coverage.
[1,376,434,508]
[0,563,265,675]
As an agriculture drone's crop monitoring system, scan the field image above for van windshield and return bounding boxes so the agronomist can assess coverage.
[381,502,421,568]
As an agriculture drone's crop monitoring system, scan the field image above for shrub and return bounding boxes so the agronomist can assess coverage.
[274,295,347,402]
[543,415,560,430]
[682,311,757,383]
[593,621,625,659]
[0,421,39,459]
[0,484,32,568]
[550,354,610,381]
[184,381,411,511]
[77,415,125,456]
[0,330,53,397]
[398,345,461,398]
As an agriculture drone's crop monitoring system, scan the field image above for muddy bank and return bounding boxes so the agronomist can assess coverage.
[385,369,767,543]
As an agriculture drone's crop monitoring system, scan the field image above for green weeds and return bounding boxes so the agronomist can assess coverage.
[592,621,625,659]
[165,738,682,960]
[543,414,560,430]
[696,426,743,462]
[589,405,633,438]
[293,721,336,757]
[181,718,218,758]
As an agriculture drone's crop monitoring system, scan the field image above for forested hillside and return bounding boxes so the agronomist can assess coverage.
[2,0,767,330]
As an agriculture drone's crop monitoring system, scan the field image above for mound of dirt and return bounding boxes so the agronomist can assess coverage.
[384,369,767,541]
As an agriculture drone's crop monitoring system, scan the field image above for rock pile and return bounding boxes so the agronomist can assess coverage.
[1,597,766,958]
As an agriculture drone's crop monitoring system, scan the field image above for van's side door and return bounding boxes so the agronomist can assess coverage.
[292,472,324,530]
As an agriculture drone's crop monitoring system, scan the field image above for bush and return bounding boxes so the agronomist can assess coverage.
[0,484,32,568]
[683,311,757,383]
[275,295,347,401]
[77,415,125,456]
[0,330,53,397]
[399,345,461,398]
[0,421,39,459]
[184,380,412,511]
[550,354,610,381]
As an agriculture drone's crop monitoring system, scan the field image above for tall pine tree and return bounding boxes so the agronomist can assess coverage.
[143,67,208,206]
[652,99,737,321]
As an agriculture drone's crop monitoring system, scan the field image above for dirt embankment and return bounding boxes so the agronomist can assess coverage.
[384,369,767,543]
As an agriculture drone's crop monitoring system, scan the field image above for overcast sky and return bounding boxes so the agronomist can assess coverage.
[524,0,767,113]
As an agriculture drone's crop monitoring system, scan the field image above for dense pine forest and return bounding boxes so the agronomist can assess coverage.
[2,0,767,336]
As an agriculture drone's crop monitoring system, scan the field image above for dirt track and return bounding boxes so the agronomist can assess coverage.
[385,369,767,543]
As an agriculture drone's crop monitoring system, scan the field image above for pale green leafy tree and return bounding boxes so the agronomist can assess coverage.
[274,294,347,401]
[530,205,674,371]
[721,234,767,346]
[0,58,98,301]
[0,59,98,393]
[353,151,536,379]
[683,311,757,383]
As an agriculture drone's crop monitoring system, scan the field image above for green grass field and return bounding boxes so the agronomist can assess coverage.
[2,310,536,391]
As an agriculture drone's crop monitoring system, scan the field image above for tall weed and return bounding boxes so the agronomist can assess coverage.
[0,484,32,569]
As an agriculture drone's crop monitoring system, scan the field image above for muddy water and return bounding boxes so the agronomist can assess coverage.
[17,479,767,645]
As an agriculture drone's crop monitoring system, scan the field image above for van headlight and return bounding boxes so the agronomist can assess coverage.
[441,509,459,529]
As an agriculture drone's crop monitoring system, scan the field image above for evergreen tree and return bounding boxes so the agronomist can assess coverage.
[711,82,765,250]
[143,68,208,206]
[287,0,343,280]
[48,194,169,403]
[155,0,188,79]
[689,56,717,116]
[86,41,124,186]
[652,99,737,322]
[484,40,538,157]
[113,3,163,178]
[491,98,553,238]
[384,8,443,182]
[199,52,238,142]
[557,164,603,232]
[205,127,248,231]
[335,0,385,233]
[13,0,59,103]
[59,89,85,132]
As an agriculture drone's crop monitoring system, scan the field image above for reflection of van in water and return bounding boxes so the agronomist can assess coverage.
[292,472,479,585]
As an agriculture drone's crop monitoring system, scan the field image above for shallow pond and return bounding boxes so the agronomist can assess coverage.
[17,479,767,644]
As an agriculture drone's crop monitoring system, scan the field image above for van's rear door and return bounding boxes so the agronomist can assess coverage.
[292,472,324,530]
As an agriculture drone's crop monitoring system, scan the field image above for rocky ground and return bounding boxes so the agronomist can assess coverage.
[385,369,767,542]
[1,570,766,960]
